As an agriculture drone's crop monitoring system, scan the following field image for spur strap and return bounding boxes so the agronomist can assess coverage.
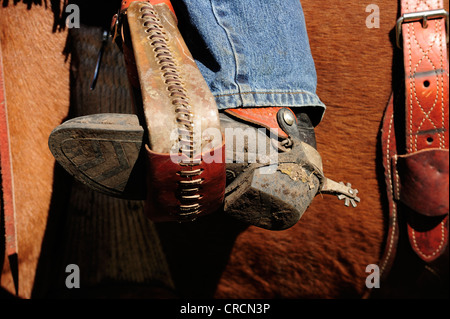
[379,0,449,288]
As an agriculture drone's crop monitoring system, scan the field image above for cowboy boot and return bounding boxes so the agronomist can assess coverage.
[49,1,360,229]
[220,107,321,230]
[48,107,317,228]
[49,107,360,229]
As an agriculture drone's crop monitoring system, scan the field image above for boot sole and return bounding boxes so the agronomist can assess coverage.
[48,113,146,199]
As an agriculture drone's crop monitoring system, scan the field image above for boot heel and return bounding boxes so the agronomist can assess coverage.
[224,164,320,230]
[48,113,146,199]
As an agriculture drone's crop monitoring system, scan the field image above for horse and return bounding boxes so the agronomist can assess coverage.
[1,0,448,299]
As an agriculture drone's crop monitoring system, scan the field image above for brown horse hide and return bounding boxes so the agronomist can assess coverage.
[1,0,447,299]
[1,1,70,298]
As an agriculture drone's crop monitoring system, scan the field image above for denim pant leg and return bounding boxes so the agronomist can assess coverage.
[176,0,326,125]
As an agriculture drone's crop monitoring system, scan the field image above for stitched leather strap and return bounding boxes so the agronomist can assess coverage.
[400,0,449,262]
[401,0,449,152]
[225,107,295,139]
[378,0,449,289]
[379,94,400,282]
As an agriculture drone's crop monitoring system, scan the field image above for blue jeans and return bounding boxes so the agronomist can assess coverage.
[177,0,326,125]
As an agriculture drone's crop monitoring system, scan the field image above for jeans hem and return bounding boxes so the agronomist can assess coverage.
[214,90,326,124]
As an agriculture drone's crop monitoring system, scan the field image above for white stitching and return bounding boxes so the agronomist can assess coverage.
[438,18,445,149]
[408,22,414,152]
[393,155,400,200]
[410,21,440,151]
[411,220,446,259]
[380,112,397,276]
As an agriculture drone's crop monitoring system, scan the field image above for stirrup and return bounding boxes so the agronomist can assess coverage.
[49,107,360,230]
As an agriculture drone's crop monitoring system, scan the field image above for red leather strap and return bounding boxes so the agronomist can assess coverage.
[378,0,449,285]
[401,0,449,151]
[0,39,18,257]
[225,107,295,139]
[400,0,449,262]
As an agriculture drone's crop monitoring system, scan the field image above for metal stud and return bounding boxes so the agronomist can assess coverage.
[283,111,295,126]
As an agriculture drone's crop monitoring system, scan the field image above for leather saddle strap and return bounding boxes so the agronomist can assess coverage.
[0,39,18,257]
[401,0,449,153]
[399,0,449,262]
[379,0,449,285]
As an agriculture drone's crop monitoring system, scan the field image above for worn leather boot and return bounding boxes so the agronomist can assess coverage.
[49,1,360,229]
[220,107,321,230]
[49,107,359,229]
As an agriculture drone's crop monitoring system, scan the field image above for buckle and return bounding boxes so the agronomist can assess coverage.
[396,9,449,48]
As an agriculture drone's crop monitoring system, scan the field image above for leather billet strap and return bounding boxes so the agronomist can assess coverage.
[399,3,449,152]
[116,0,225,222]
[398,0,449,262]
[379,0,449,283]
